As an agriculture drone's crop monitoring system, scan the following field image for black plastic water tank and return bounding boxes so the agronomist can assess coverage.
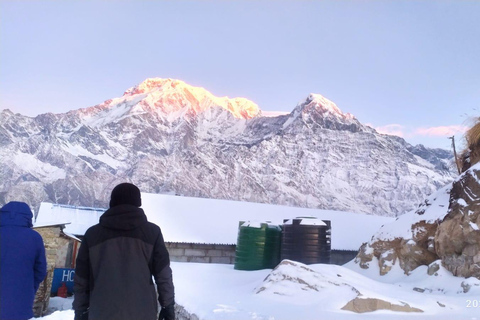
[281,218,331,264]
[234,221,282,270]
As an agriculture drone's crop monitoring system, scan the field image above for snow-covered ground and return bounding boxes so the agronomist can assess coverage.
[40,259,480,320]
[33,190,480,320]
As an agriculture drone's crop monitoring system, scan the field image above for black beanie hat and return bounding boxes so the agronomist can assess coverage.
[109,183,142,208]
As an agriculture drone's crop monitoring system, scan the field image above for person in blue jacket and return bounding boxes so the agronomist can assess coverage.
[0,201,47,320]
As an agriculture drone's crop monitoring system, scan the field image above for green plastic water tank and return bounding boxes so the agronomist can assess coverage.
[234,221,282,270]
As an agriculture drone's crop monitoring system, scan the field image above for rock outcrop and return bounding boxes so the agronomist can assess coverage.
[354,184,450,275]
[341,297,423,313]
[435,167,480,278]
[354,161,480,279]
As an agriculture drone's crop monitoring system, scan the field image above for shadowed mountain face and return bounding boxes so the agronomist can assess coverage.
[0,78,454,216]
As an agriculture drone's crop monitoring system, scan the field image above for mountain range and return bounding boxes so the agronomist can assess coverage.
[0,78,454,216]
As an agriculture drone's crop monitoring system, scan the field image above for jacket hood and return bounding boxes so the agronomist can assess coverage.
[99,204,148,231]
[0,201,33,228]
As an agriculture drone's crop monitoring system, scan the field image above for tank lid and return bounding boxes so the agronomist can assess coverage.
[240,220,278,228]
[283,217,327,226]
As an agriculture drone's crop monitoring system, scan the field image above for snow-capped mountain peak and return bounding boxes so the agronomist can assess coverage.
[75,78,261,128]
[280,93,362,133]
[120,77,260,120]
[302,93,354,120]
[123,78,184,96]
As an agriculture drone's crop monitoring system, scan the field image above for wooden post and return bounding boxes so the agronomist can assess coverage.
[71,240,79,269]
[449,136,461,174]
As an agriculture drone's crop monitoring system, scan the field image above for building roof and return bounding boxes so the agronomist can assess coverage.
[141,193,393,250]
[34,193,394,251]
[34,203,105,236]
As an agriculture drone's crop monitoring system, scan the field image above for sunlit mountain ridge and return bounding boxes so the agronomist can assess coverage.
[0,78,455,216]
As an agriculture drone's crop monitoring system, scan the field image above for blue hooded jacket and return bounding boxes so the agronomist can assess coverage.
[0,201,47,320]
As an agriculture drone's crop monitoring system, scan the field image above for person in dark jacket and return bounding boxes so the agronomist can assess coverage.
[73,183,175,320]
[0,201,47,320]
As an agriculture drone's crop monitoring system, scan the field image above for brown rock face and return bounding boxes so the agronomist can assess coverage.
[355,164,480,279]
[397,221,439,273]
[355,220,439,275]
[353,183,453,276]
[356,240,401,275]
[435,168,480,278]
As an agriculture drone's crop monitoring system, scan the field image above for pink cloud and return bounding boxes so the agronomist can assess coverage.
[414,125,468,137]
[372,123,468,139]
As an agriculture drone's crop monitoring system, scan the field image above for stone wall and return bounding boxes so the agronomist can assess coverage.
[33,226,60,317]
[166,243,356,266]
[166,243,236,264]
[33,226,80,316]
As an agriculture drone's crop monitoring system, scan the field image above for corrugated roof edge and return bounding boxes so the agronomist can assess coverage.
[51,203,106,212]
[33,222,71,228]
[63,231,82,242]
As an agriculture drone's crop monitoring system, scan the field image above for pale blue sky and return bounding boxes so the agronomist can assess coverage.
[1,1,479,149]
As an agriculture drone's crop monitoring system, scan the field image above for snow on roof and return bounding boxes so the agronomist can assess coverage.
[34,203,105,236]
[34,194,394,250]
[33,221,71,228]
[141,193,394,250]
[63,232,82,242]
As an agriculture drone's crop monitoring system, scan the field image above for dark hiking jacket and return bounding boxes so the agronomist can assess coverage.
[73,204,174,320]
[0,201,47,320]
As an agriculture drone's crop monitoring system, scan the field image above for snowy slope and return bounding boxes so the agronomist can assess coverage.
[367,183,451,242]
